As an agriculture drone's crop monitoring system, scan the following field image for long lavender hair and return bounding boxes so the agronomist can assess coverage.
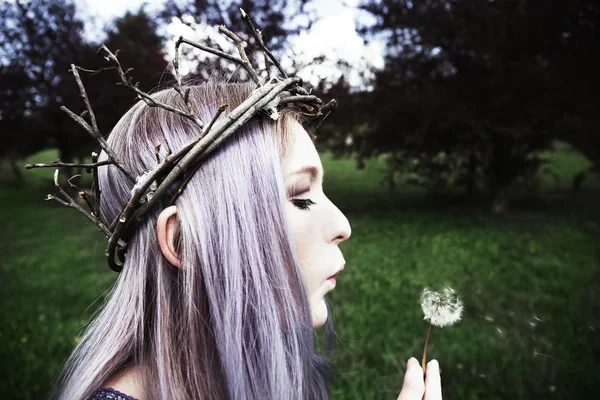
[55,82,335,399]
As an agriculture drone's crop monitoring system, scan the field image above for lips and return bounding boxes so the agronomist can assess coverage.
[328,263,345,280]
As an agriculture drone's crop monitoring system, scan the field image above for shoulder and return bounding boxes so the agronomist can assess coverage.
[88,368,143,400]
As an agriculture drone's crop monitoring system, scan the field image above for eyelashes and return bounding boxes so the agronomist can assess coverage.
[291,198,316,211]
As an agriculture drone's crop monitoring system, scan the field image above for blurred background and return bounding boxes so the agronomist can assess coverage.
[0,0,598,399]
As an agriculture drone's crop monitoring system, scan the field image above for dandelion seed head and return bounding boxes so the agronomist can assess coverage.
[421,287,464,327]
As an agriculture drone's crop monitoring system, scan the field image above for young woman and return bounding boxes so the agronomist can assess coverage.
[55,82,442,400]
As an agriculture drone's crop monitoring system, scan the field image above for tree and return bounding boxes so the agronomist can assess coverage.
[0,0,93,173]
[83,9,169,136]
[352,0,599,210]
[0,62,45,181]
[0,2,170,179]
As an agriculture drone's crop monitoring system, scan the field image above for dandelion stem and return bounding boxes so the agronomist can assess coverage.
[422,323,433,372]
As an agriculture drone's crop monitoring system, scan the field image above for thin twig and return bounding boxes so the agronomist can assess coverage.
[240,8,288,79]
[95,46,206,130]
[218,25,262,86]
[173,37,184,90]
[91,152,101,215]
[51,169,111,238]
[25,160,112,170]
[59,84,135,184]
[67,174,96,214]
[257,29,270,80]
[73,66,116,75]
[172,37,194,113]
[60,105,134,182]
[314,99,338,130]
[70,65,100,138]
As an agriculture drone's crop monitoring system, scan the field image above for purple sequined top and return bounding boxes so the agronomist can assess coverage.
[87,388,137,400]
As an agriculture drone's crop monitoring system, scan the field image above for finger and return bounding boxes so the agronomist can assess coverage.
[424,359,442,400]
[397,357,425,400]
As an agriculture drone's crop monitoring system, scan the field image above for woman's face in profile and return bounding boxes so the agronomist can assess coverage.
[283,121,352,328]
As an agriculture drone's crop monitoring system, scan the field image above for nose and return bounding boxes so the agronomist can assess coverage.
[325,196,351,244]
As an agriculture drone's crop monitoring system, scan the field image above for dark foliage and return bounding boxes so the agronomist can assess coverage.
[0,1,168,178]
[333,0,600,209]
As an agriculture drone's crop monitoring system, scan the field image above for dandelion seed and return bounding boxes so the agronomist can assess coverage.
[420,287,464,372]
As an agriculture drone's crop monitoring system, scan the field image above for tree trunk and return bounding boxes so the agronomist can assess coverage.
[58,145,74,178]
[491,185,510,213]
[466,151,477,199]
[9,156,24,183]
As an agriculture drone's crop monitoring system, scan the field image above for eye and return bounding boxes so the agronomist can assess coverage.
[291,198,316,211]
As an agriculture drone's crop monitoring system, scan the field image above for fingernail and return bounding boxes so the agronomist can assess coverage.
[428,359,439,371]
[408,357,418,368]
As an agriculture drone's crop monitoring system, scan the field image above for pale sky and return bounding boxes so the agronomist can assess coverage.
[75,0,384,89]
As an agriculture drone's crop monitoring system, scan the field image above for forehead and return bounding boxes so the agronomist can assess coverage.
[283,121,323,178]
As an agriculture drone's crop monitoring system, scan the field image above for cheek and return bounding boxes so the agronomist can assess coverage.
[286,205,322,291]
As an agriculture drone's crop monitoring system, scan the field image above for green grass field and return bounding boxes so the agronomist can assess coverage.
[0,148,598,399]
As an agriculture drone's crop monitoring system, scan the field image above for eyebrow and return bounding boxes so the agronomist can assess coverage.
[286,165,324,183]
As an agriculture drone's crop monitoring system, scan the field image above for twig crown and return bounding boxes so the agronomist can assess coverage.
[26,9,337,272]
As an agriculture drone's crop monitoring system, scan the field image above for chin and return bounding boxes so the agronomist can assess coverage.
[310,297,328,328]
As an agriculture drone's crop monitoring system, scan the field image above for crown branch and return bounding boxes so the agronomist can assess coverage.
[25,160,113,170]
[172,38,194,114]
[240,8,288,79]
[173,37,184,91]
[69,65,136,182]
[257,29,271,80]
[105,167,166,271]
[70,65,100,139]
[134,77,300,222]
[168,104,229,206]
[59,105,135,182]
[71,66,116,75]
[218,25,262,86]
[28,10,338,273]
[104,78,300,269]
[177,37,245,67]
[314,99,338,130]
[186,78,302,161]
[279,95,322,106]
[182,82,298,182]
[105,133,201,233]
[46,194,70,207]
[52,169,111,238]
[91,152,101,215]
[98,45,206,130]
[67,175,97,216]
[279,95,322,108]
[104,127,207,263]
